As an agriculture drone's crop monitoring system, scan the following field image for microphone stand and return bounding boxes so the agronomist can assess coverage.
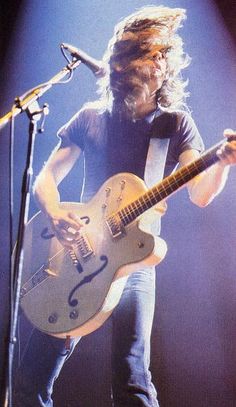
[1,57,82,407]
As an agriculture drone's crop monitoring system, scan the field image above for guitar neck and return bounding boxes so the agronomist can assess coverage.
[119,139,224,226]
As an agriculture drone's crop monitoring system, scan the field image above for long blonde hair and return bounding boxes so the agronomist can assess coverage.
[96,5,190,116]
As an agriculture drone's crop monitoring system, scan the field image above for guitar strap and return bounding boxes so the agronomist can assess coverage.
[143,111,170,235]
[144,136,170,188]
[144,110,170,188]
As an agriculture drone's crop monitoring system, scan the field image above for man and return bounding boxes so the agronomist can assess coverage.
[14,5,236,407]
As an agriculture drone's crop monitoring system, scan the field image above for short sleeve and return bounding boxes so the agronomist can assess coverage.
[57,108,88,150]
[160,111,205,176]
[169,112,205,163]
[179,112,204,152]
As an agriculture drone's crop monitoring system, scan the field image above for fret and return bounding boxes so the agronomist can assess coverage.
[161,181,175,195]
[122,207,134,223]
[139,195,149,211]
[163,176,176,192]
[142,193,153,209]
[128,203,139,221]
[132,206,140,218]
[148,192,157,206]
[130,202,137,213]
[152,185,167,200]
[170,172,182,188]
[125,206,132,218]
[149,188,156,202]
[119,208,128,223]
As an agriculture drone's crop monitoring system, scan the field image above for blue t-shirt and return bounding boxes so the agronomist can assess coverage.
[58,106,204,203]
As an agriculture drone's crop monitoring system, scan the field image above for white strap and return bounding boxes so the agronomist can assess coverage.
[144,137,170,187]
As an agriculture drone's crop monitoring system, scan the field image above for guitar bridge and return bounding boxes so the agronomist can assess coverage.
[106,214,124,238]
[71,234,94,261]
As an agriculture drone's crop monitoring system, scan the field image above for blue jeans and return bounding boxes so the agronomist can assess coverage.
[13,267,159,407]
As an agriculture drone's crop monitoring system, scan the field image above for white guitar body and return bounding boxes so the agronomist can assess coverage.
[20,173,167,338]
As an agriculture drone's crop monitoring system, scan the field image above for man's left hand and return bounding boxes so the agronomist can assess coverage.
[217,129,236,166]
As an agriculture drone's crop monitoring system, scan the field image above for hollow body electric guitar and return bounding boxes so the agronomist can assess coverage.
[20,137,235,338]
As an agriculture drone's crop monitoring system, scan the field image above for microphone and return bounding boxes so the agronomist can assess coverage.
[61,43,105,78]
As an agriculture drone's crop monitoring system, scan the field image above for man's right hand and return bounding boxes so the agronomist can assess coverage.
[47,207,82,247]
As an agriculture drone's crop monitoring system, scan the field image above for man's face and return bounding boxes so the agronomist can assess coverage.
[110,43,169,119]
[122,46,168,118]
[144,47,168,96]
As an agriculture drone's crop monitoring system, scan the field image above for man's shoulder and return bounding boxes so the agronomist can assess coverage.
[158,109,193,127]
[80,101,108,118]
[151,109,192,138]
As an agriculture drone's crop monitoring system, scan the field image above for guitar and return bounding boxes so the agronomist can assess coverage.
[19,137,234,338]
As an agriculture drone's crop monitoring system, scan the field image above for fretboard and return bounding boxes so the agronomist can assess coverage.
[118,140,224,226]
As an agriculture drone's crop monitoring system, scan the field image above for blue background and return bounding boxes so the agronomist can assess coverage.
[0,1,236,406]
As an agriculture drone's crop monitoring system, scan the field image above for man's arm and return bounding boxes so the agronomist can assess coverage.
[33,138,82,243]
[179,132,236,207]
